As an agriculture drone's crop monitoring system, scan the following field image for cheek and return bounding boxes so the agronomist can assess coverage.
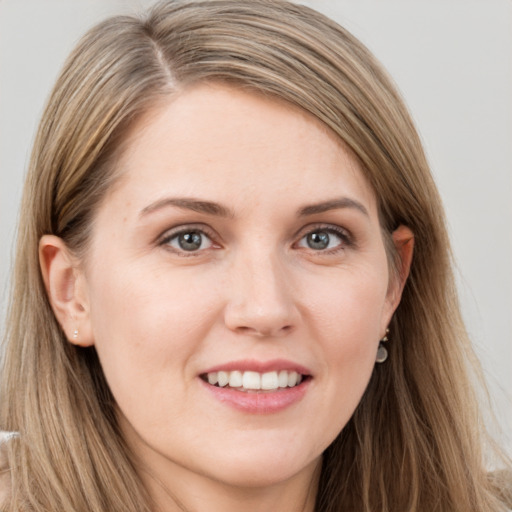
[89,258,219,338]
[85,261,222,406]
[305,262,389,345]
[302,266,388,428]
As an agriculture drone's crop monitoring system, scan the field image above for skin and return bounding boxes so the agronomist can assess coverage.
[41,83,413,512]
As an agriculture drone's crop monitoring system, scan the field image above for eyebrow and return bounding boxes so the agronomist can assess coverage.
[140,197,234,218]
[298,197,369,217]
[139,196,368,219]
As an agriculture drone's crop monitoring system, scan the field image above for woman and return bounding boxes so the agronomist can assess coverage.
[0,1,510,511]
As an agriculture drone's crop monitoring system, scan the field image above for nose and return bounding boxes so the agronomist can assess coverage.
[223,251,299,338]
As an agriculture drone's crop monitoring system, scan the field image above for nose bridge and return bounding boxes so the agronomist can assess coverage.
[224,243,298,336]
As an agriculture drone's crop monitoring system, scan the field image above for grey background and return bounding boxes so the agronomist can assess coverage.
[1,0,511,451]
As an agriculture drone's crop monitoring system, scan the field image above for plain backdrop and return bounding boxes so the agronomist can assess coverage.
[1,0,511,451]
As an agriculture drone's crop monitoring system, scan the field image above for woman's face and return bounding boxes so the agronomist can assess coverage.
[70,84,409,492]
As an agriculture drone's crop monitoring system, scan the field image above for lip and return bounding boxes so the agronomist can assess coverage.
[199,378,310,414]
[199,359,312,414]
[201,358,312,375]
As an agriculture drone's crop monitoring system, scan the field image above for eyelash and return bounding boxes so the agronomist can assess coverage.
[158,224,219,257]
[294,224,354,254]
[158,223,354,257]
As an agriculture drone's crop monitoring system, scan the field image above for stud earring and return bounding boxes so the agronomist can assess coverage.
[375,328,389,363]
[73,329,79,340]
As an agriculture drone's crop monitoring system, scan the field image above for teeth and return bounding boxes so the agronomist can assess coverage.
[278,370,288,388]
[243,371,261,390]
[217,371,229,387]
[205,370,305,391]
[229,370,243,388]
[261,371,278,390]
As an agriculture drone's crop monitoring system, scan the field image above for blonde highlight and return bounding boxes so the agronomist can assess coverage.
[1,1,510,511]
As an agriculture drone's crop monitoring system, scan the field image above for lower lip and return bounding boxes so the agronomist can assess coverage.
[199,379,310,414]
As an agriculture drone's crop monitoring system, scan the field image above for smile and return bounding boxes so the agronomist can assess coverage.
[202,370,305,392]
[199,360,312,413]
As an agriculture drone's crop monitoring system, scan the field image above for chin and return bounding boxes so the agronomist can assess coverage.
[199,445,321,489]
[214,464,317,490]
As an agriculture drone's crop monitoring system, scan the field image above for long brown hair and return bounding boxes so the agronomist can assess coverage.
[1,1,510,510]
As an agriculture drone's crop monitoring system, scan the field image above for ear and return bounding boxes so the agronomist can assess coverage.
[384,225,414,318]
[39,235,94,347]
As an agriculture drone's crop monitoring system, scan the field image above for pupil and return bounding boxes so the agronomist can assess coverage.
[179,232,202,251]
[307,231,329,250]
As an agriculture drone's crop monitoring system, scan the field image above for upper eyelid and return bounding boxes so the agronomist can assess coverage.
[294,222,352,240]
[158,223,218,243]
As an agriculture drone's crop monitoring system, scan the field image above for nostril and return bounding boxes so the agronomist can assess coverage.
[235,326,252,334]
[234,324,294,337]
[236,326,270,337]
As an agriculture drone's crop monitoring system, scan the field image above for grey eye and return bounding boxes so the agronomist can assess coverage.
[167,231,213,252]
[298,229,344,251]
[307,232,330,250]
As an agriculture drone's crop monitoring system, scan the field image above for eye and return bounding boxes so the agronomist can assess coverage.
[162,228,214,253]
[296,227,350,252]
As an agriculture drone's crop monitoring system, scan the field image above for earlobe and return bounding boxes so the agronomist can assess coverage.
[39,235,94,347]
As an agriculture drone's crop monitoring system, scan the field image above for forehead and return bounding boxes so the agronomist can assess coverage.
[106,83,377,218]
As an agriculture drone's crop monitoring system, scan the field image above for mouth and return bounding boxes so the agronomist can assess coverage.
[200,370,310,393]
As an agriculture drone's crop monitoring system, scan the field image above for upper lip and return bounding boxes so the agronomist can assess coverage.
[200,359,312,376]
